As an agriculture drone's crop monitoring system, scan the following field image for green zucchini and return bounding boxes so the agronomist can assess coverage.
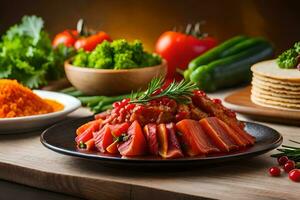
[184,35,248,80]
[188,35,248,71]
[190,42,273,92]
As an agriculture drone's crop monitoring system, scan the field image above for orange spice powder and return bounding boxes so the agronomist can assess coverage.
[0,79,63,118]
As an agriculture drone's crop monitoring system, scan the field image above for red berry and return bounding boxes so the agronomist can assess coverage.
[284,160,296,173]
[175,111,188,122]
[125,104,135,111]
[194,90,206,97]
[277,156,289,166]
[289,169,300,182]
[212,98,222,104]
[113,102,120,108]
[268,167,281,177]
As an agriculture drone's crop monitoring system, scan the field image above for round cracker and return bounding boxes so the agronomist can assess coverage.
[251,95,300,110]
[251,59,300,83]
[253,73,300,86]
[251,89,300,103]
[252,86,300,99]
[252,81,300,95]
[252,77,300,91]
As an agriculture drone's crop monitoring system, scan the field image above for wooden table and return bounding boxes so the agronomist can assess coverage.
[0,90,299,200]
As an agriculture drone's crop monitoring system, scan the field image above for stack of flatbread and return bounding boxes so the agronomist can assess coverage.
[251,59,300,110]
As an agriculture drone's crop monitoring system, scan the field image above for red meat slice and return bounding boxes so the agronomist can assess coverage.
[176,119,219,156]
[94,124,113,153]
[165,123,183,158]
[143,124,159,155]
[118,121,147,156]
[199,117,239,152]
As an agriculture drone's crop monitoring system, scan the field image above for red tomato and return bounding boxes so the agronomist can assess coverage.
[75,122,100,144]
[109,122,130,138]
[118,121,147,156]
[52,30,78,48]
[155,31,217,78]
[85,139,95,151]
[74,31,112,51]
[76,119,102,136]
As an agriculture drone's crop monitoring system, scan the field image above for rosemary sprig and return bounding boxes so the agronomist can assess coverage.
[130,77,198,104]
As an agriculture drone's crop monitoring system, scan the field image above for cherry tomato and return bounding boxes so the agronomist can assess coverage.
[74,31,112,51]
[268,167,281,177]
[155,31,217,78]
[284,160,296,173]
[289,169,300,182]
[52,30,78,48]
[277,156,289,166]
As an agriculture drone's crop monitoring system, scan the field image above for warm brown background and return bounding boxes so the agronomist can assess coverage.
[0,0,299,53]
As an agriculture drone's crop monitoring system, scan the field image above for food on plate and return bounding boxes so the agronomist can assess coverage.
[75,78,255,159]
[276,42,300,69]
[184,35,273,92]
[0,79,63,118]
[53,19,112,51]
[251,59,300,110]
[0,15,73,88]
[155,23,218,78]
[71,39,162,69]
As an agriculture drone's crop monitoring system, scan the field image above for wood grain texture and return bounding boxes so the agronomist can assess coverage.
[224,86,300,125]
[0,90,299,200]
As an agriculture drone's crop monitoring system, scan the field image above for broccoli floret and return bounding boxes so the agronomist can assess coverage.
[130,40,144,64]
[294,42,300,54]
[88,41,113,69]
[114,50,138,69]
[277,49,298,69]
[72,49,89,67]
[140,53,162,67]
[111,39,130,54]
[72,39,162,70]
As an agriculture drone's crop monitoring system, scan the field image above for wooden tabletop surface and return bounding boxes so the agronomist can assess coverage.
[0,89,299,200]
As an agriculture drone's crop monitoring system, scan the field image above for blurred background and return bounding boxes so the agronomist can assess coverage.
[0,0,299,54]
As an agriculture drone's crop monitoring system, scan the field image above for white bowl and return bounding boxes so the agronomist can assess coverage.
[0,90,81,134]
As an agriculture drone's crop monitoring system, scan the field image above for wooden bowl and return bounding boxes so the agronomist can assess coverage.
[64,59,167,95]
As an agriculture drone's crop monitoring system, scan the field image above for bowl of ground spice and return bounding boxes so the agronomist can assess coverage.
[0,79,81,133]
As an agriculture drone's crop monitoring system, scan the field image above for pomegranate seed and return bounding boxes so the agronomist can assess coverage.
[277,156,289,166]
[212,98,222,104]
[175,112,188,122]
[289,169,300,182]
[193,90,206,96]
[113,102,120,108]
[268,167,281,177]
[284,160,296,173]
[125,104,135,111]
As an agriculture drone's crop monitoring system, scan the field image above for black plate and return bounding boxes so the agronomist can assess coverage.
[41,116,282,168]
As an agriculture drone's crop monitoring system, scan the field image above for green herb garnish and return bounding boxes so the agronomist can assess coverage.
[277,42,300,69]
[115,133,129,142]
[78,141,87,149]
[130,77,198,104]
[271,140,300,165]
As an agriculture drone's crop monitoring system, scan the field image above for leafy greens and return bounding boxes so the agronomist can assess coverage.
[0,15,74,88]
